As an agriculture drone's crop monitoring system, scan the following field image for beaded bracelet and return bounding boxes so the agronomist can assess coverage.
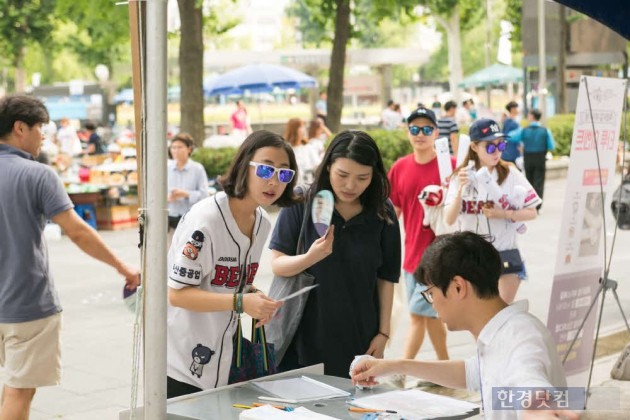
[378,331,390,340]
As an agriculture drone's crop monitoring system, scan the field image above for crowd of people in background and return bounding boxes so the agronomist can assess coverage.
[2,92,581,420]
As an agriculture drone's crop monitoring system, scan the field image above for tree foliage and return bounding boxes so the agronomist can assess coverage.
[0,0,55,65]
[54,0,130,71]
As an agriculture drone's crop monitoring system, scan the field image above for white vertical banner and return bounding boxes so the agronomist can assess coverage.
[546,76,627,386]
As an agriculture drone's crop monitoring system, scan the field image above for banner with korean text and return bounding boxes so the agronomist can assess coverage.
[546,76,627,385]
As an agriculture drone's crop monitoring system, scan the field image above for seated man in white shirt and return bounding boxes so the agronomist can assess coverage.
[351,231,578,420]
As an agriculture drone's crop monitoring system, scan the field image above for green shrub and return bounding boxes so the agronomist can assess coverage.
[190,129,414,179]
[547,114,575,157]
[192,147,238,178]
[364,129,412,171]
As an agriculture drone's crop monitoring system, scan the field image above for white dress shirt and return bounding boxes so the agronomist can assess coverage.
[464,300,567,419]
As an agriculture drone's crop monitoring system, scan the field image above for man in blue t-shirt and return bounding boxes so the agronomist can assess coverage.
[0,95,140,418]
[509,109,555,211]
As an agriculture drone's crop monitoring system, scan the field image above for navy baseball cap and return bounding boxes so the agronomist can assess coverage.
[469,118,507,142]
[407,107,438,126]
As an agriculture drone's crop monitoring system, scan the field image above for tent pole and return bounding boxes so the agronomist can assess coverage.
[144,0,168,418]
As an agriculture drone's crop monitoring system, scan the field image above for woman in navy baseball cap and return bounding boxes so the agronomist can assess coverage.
[442,118,541,303]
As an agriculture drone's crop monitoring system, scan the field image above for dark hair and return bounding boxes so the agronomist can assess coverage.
[414,231,501,299]
[309,130,393,223]
[387,99,394,107]
[453,141,511,185]
[0,95,49,139]
[85,121,97,131]
[220,130,299,207]
[169,132,194,158]
[444,100,457,111]
[505,101,518,112]
[529,108,542,121]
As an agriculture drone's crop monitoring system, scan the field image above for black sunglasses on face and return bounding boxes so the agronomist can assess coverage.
[409,125,435,136]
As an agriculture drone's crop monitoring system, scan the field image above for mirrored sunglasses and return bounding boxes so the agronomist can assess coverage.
[485,141,507,154]
[249,161,295,183]
[409,125,435,136]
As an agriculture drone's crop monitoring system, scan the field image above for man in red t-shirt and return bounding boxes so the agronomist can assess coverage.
[388,107,449,386]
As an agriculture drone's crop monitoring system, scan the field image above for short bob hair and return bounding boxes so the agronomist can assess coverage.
[309,130,393,223]
[414,231,502,299]
[0,95,49,139]
[169,132,194,158]
[220,130,299,208]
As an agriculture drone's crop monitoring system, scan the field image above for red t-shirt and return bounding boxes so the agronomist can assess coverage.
[388,154,455,273]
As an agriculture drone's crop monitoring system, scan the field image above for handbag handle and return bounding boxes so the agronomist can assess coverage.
[295,188,312,255]
[233,317,271,372]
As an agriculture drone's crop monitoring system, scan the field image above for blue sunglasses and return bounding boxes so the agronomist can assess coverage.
[249,161,295,183]
[409,125,435,136]
[484,141,507,154]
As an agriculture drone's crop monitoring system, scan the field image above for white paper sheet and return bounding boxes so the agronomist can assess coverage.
[239,405,341,420]
[350,389,479,420]
[252,376,350,403]
[279,285,319,302]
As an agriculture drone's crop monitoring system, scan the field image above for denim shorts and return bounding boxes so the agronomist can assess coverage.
[404,271,438,318]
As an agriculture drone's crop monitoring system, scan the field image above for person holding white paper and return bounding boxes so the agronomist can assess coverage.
[269,130,401,378]
[351,232,575,420]
[444,118,540,304]
[166,131,298,398]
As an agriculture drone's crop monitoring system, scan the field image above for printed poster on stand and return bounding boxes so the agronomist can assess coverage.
[546,76,627,385]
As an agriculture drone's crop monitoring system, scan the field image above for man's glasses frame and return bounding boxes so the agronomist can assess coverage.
[408,125,435,136]
[420,285,436,304]
[249,161,295,183]
[484,140,507,154]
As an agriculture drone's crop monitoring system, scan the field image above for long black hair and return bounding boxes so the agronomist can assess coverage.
[220,130,299,207]
[309,130,393,223]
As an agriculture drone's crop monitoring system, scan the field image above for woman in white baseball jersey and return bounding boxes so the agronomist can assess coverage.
[166,130,299,398]
[444,119,540,304]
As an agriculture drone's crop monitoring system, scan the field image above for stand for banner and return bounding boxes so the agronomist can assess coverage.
[563,277,630,398]
[560,77,630,404]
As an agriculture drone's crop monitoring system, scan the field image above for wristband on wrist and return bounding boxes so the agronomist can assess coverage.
[232,293,237,312]
[378,331,390,340]
[236,293,244,314]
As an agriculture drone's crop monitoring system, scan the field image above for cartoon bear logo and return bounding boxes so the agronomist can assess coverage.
[189,343,215,378]
[182,230,205,261]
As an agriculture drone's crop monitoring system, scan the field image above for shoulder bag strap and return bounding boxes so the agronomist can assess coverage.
[296,194,312,255]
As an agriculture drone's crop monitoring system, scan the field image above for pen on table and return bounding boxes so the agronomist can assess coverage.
[348,407,397,413]
[252,402,295,412]
[232,404,253,409]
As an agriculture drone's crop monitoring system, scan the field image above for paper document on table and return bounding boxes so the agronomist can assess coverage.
[279,285,318,302]
[240,405,340,420]
[251,376,350,403]
[351,389,479,420]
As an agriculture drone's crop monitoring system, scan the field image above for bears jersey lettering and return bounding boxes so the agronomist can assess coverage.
[166,191,271,390]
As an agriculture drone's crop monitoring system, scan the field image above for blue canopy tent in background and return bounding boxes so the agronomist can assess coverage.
[205,63,317,96]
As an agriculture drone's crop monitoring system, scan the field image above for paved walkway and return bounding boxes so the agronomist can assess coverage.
[2,177,629,419]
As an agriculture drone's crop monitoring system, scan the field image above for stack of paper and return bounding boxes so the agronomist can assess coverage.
[250,376,350,404]
[351,389,479,420]
[239,405,340,420]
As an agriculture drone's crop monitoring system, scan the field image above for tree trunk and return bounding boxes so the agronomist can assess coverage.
[178,0,205,147]
[436,10,464,103]
[326,0,351,134]
[557,5,567,114]
[14,46,27,94]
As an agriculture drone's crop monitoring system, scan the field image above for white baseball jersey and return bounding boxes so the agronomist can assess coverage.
[445,166,541,251]
[167,191,271,390]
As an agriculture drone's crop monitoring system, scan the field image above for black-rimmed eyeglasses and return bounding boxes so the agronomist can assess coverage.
[420,285,436,304]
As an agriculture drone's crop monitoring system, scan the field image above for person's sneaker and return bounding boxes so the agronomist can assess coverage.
[389,374,406,388]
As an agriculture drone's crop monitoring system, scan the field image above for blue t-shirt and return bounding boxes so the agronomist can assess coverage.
[269,197,401,377]
[0,144,73,322]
